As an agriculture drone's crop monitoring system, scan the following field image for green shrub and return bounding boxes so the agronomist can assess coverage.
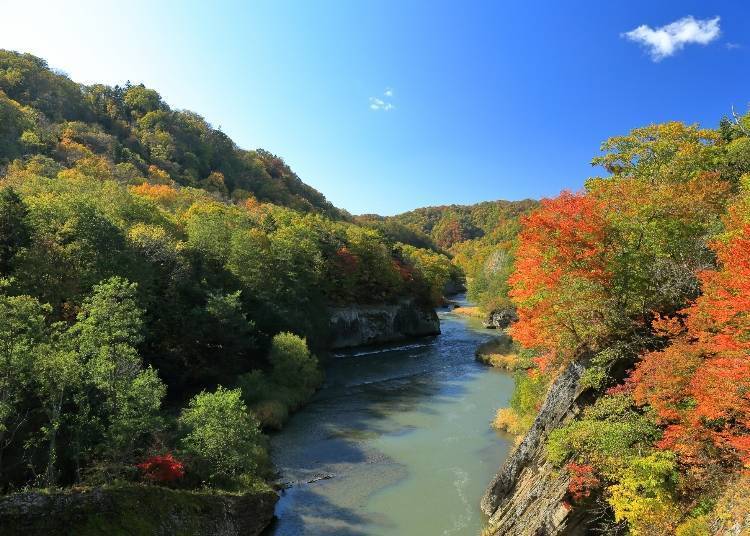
[546,394,660,478]
[268,332,323,402]
[238,333,322,429]
[179,387,264,489]
[251,399,289,430]
[508,370,549,435]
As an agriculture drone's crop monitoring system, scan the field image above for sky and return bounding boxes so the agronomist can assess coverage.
[2,0,749,215]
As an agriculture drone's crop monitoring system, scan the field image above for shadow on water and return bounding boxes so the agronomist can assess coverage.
[268,297,514,536]
[262,487,373,536]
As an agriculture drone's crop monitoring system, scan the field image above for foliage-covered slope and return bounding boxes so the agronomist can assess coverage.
[386,199,537,250]
[0,50,458,499]
[488,116,750,535]
[0,50,344,218]
[378,198,538,311]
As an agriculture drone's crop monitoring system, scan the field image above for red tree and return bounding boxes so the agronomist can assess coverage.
[632,198,750,468]
[509,191,610,369]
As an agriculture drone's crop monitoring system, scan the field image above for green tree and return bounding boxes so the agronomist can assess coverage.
[0,187,31,274]
[268,332,322,399]
[33,329,81,487]
[0,283,49,479]
[71,277,165,468]
[179,387,263,488]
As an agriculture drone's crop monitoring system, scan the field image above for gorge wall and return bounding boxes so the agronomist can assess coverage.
[480,360,595,536]
[328,299,440,349]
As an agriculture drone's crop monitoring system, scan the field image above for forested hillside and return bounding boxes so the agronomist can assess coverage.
[490,117,750,535]
[0,50,457,495]
[0,52,344,217]
[373,199,538,311]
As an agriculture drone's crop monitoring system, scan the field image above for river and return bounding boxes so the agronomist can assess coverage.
[267,297,515,536]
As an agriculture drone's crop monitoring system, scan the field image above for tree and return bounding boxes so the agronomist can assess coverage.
[179,387,263,488]
[509,191,611,369]
[0,283,49,479]
[70,277,165,467]
[33,329,82,487]
[0,187,30,274]
[123,84,163,117]
[268,332,322,398]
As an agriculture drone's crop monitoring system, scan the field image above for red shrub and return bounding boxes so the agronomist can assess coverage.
[566,463,600,502]
[137,453,185,483]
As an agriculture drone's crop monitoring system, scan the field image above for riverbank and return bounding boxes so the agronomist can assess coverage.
[451,305,485,318]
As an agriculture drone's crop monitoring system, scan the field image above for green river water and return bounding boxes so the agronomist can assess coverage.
[267,297,514,536]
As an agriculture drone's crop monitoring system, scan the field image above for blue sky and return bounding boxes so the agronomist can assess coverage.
[2,1,749,215]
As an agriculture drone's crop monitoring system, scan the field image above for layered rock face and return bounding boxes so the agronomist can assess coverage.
[481,360,593,536]
[328,299,440,349]
[0,485,279,536]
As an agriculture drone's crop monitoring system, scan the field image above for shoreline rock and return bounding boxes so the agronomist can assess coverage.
[0,485,279,536]
[482,307,518,329]
[328,299,440,349]
[480,360,594,536]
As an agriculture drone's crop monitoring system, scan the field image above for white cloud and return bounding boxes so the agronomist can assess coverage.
[369,88,395,111]
[623,15,720,61]
[369,97,394,111]
[726,42,742,50]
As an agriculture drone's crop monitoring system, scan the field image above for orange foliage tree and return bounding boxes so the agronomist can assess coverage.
[509,191,611,369]
[632,188,750,470]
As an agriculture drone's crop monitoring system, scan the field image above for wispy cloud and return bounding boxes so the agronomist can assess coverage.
[623,15,720,61]
[369,88,395,111]
[726,42,742,50]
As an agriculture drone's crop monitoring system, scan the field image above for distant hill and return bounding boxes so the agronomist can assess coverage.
[375,198,539,311]
[385,199,538,249]
[0,50,346,218]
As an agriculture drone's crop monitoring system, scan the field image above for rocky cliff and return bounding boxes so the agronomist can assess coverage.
[328,299,440,349]
[0,485,279,536]
[481,360,595,536]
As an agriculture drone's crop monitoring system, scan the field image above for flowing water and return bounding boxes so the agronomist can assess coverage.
[267,297,515,536]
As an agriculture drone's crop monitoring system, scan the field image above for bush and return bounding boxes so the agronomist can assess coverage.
[546,395,660,477]
[507,369,549,436]
[137,453,185,483]
[251,399,289,430]
[492,408,522,435]
[607,452,680,536]
[268,332,323,401]
[179,387,264,489]
[238,333,323,429]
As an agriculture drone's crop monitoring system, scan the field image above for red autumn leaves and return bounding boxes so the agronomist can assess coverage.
[632,211,750,467]
[566,463,601,503]
[137,453,185,483]
[509,191,610,370]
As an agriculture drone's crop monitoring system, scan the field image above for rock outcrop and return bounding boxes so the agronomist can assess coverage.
[482,307,518,329]
[0,485,279,536]
[328,299,440,349]
[481,360,594,536]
